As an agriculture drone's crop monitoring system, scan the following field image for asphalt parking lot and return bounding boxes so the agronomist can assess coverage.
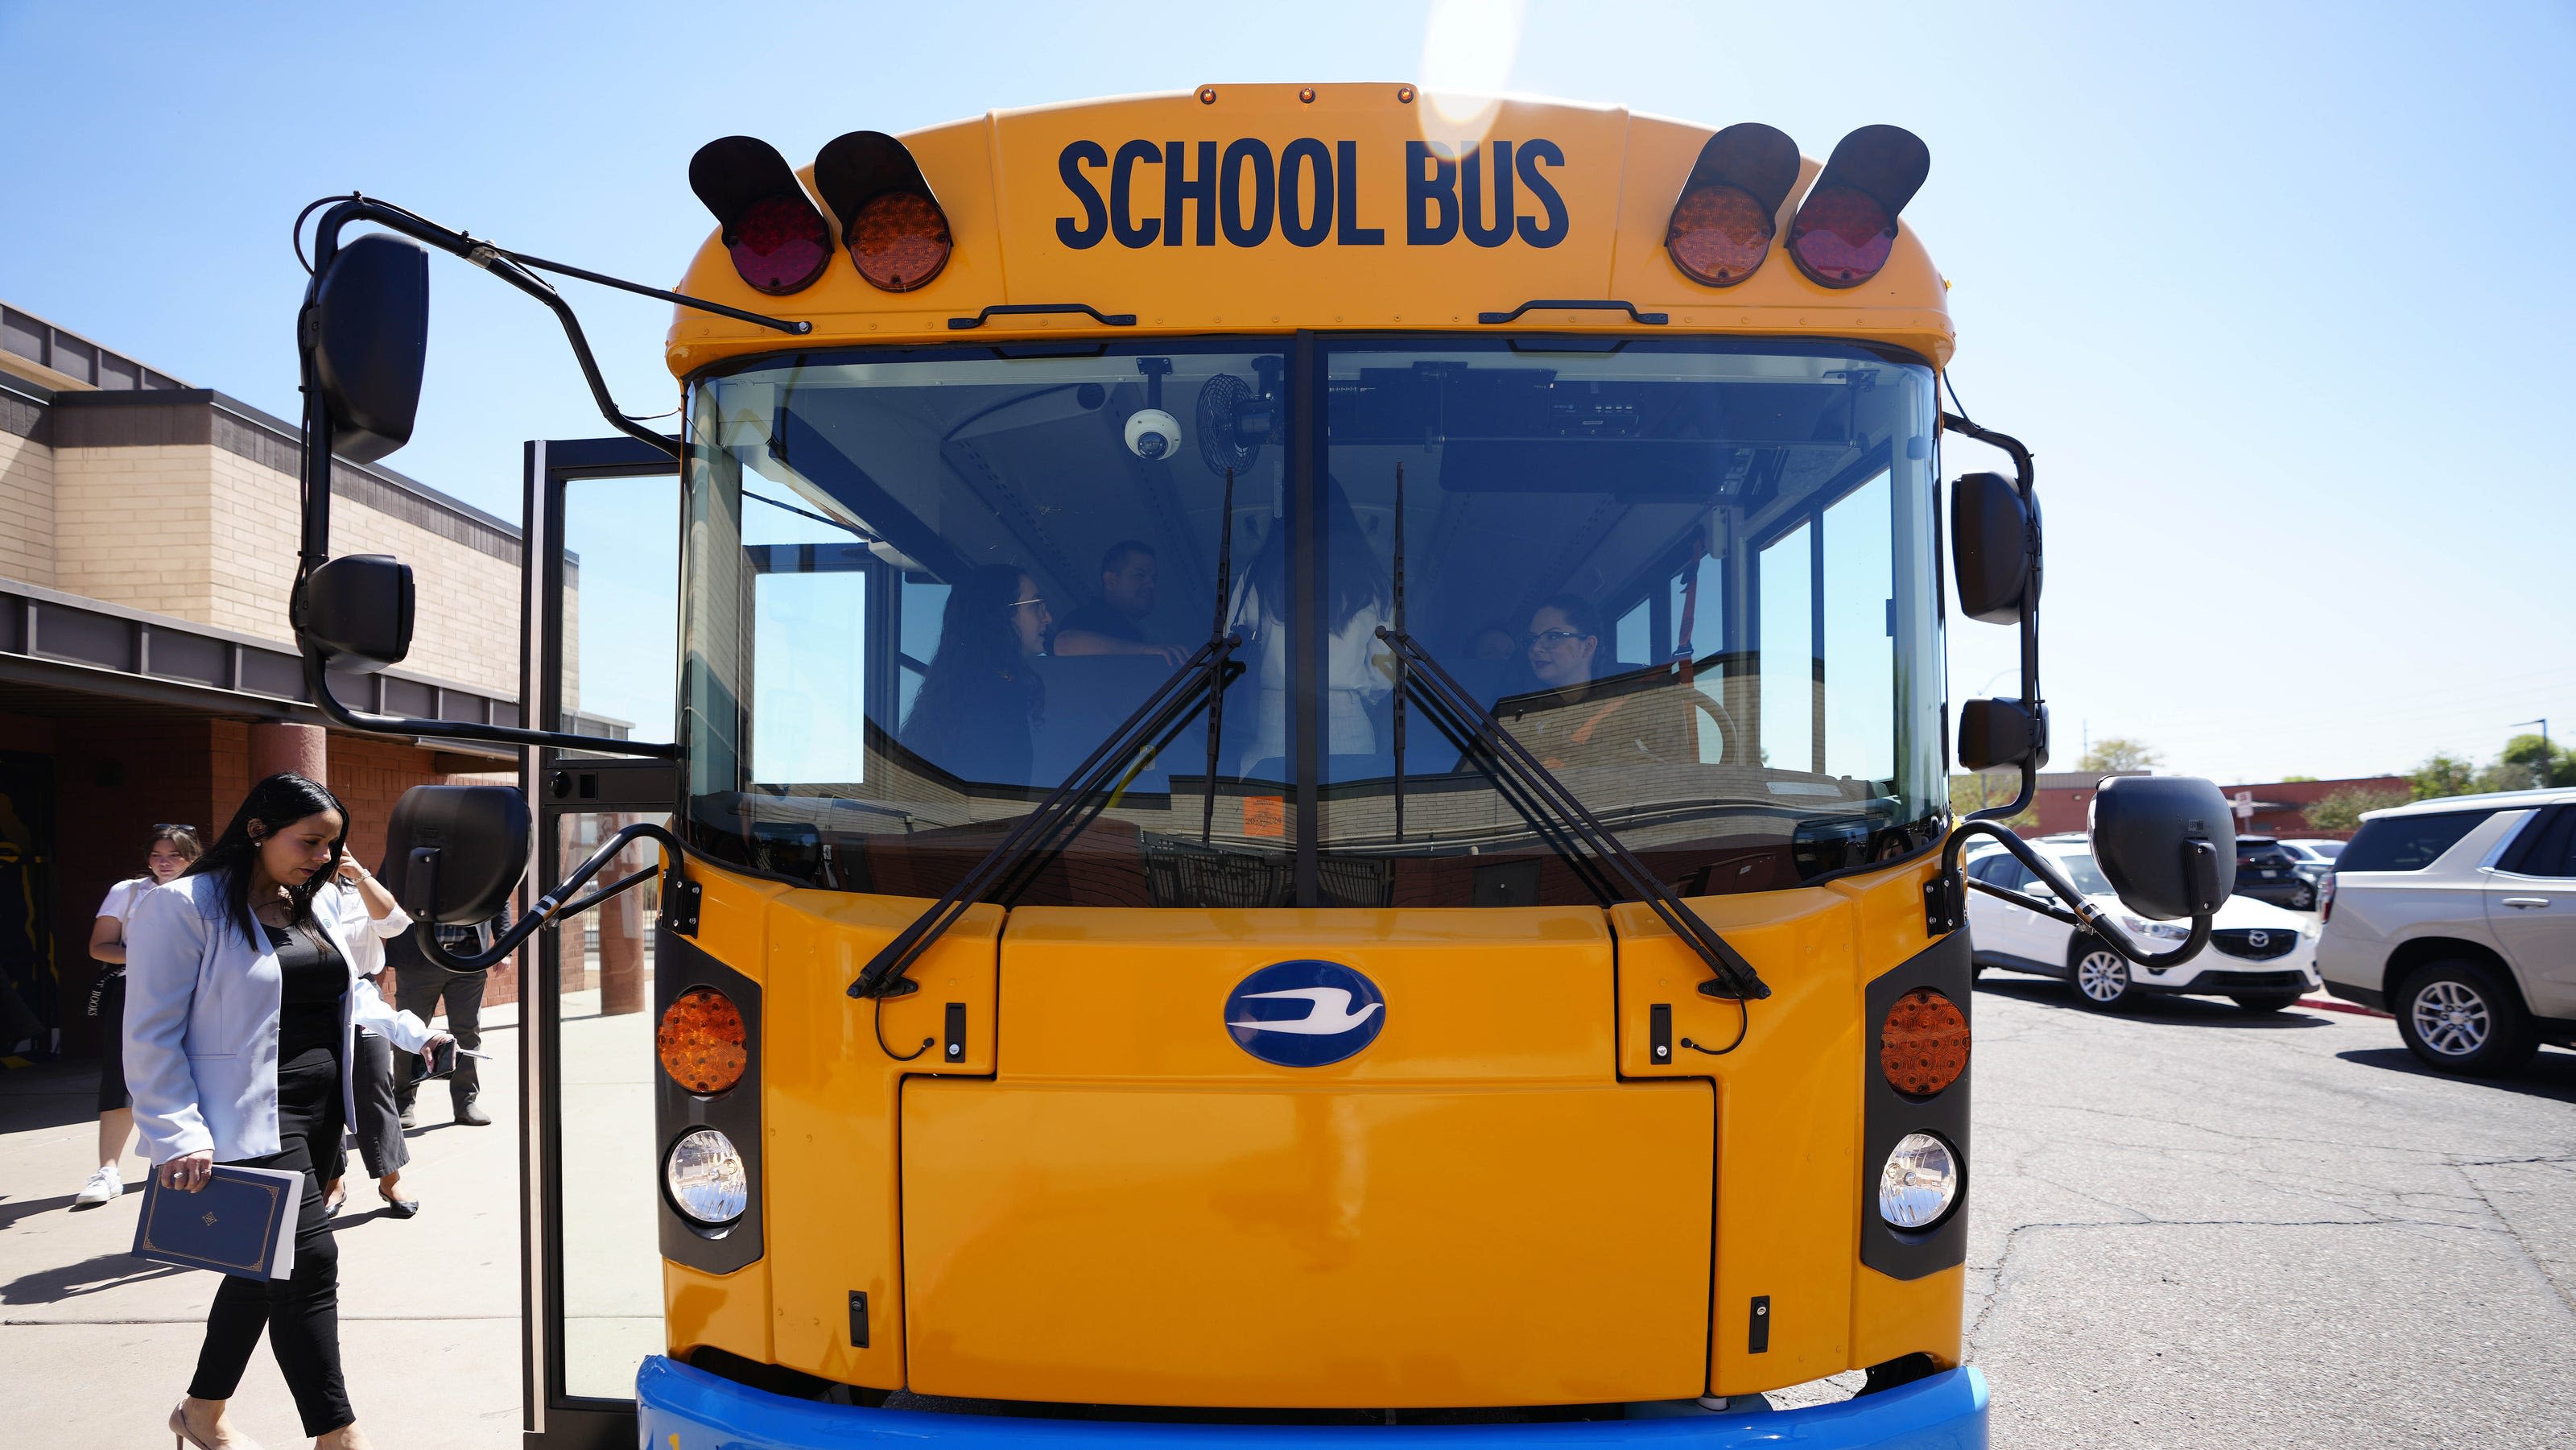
[1964,975,2576,1448]
[4,981,2571,1448]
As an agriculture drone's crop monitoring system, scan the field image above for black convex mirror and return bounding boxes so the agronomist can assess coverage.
[305,232,430,464]
[1951,469,2041,625]
[295,553,415,672]
[1958,697,2048,771]
[381,785,531,925]
[2089,775,2235,920]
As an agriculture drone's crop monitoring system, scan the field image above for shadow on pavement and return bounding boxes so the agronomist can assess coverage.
[2334,1046,2576,1105]
[2,1248,186,1304]
[1,1192,81,1230]
[1974,974,2330,1029]
[0,1060,109,1134]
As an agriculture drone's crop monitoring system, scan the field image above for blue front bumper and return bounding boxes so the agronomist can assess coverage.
[635,1357,1988,1450]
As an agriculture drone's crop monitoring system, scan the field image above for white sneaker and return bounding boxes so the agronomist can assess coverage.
[75,1164,123,1207]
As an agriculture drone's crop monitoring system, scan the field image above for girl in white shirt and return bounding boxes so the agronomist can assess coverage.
[73,824,200,1208]
[1224,481,1395,776]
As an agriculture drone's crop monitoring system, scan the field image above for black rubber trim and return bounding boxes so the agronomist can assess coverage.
[654,925,765,1273]
[1860,932,1972,1280]
[2322,981,2386,1012]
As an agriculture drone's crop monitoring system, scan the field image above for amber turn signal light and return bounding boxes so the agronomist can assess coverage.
[1880,986,1968,1097]
[658,985,748,1095]
[816,130,953,293]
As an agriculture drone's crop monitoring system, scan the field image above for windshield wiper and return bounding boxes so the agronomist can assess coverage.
[848,631,1244,999]
[1372,626,1772,1002]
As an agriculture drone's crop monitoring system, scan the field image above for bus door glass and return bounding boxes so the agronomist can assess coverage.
[525,438,680,1427]
[679,346,1291,906]
[1318,340,1946,903]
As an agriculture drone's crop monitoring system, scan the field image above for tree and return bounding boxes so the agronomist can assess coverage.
[2303,787,2409,833]
[2280,775,2318,783]
[2407,752,2479,801]
[2491,733,2575,790]
[2079,737,2162,774]
[1949,773,2035,829]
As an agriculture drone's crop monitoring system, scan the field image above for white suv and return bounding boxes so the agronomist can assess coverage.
[2316,788,2576,1075]
[1966,835,2320,1012]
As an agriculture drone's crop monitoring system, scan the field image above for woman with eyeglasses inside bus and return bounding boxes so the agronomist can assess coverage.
[73,823,202,1208]
[901,564,1051,790]
[124,772,451,1450]
[1501,594,1697,774]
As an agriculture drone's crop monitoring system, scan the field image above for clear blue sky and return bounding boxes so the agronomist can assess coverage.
[4,1,2570,784]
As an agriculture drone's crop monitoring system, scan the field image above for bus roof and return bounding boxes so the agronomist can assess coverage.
[665,85,1954,378]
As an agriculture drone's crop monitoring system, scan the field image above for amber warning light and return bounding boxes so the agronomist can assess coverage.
[1665,122,1800,288]
[1880,986,1969,1097]
[658,985,749,1095]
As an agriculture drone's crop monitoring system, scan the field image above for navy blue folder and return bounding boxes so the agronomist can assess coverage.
[131,1164,302,1280]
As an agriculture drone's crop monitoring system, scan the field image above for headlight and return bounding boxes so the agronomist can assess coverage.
[2120,913,2190,942]
[664,1127,748,1226]
[1877,1131,1960,1229]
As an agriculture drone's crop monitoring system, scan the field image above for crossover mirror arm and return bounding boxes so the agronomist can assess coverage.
[409,820,682,974]
[1927,820,2212,969]
[289,194,811,758]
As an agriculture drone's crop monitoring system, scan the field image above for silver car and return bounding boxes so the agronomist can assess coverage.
[2316,787,2576,1075]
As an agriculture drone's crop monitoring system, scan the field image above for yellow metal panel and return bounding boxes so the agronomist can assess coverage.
[1608,888,1862,1394]
[1850,1262,1965,1374]
[663,1258,774,1365]
[758,887,1003,1390]
[902,1077,1714,1407]
[1001,906,1612,1082]
[663,88,1955,369]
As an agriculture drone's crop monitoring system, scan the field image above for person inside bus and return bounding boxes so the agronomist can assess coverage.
[900,564,1051,788]
[125,771,452,1450]
[74,824,201,1208]
[1051,539,1187,667]
[1499,594,1695,772]
[1225,481,1393,776]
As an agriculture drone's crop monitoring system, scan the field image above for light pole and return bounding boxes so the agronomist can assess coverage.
[2511,718,2551,789]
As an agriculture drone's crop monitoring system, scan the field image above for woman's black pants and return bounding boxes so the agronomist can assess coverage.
[188,1055,354,1436]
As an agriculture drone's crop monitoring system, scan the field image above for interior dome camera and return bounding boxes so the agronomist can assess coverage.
[1125,407,1182,461]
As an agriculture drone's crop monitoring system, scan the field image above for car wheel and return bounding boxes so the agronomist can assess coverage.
[2230,993,2302,1014]
[2067,938,2134,1012]
[2290,885,2315,911]
[2394,960,2539,1076]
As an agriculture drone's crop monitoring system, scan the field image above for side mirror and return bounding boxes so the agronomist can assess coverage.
[2024,879,2056,902]
[1958,697,2048,771]
[1951,470,2041,625]
[2089,775,2235,920]
[305,232,429,465]
[295,554,415,671]
[380,785,530,925]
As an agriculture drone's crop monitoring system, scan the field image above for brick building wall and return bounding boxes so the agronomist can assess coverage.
[0,426,54,585]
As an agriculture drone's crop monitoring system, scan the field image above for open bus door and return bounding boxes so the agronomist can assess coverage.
[515,435,679,1448]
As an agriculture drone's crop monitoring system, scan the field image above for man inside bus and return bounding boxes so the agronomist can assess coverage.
[1498,594,1697,772]
[1051,539,1187,666]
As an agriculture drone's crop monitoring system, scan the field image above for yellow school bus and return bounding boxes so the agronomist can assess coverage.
[286,82,2236,1450]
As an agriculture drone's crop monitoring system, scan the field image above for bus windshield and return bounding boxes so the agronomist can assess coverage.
[679,337,1945,906]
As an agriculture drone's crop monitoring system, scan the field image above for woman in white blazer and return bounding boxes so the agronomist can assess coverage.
[126,773,451,1450]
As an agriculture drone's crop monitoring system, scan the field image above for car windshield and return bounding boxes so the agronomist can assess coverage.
[2053,851,2116,898]
[677,338,1945,906]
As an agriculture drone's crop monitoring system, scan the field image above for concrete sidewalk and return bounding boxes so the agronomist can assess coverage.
[3,1006,535,1449]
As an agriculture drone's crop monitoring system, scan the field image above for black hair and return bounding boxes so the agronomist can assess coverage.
[901,564,1045,751]
[1098,539,1154,576]
[1530,593,1604,642]
[1243,479,1388,632]
[180,772,349,948]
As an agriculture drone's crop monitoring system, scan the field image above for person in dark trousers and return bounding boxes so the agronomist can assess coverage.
[320,857,422,1221]
[126,771,450,1450]
[76,824,200,1208]
[389,902,507,1130]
